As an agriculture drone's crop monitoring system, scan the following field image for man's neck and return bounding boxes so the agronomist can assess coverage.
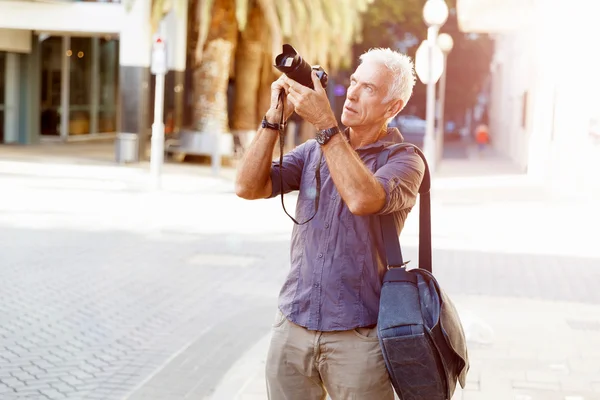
[348,124,388,149]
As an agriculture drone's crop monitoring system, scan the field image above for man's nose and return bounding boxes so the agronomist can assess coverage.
[346,86,357,101]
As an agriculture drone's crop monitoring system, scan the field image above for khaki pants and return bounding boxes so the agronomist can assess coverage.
[265,310,394,400]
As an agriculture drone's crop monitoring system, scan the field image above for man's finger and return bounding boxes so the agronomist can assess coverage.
[311,71,324,93]
[283,76,309,95]
[282,75,294,88]
[286,88,299,101]
[287,92,300,109]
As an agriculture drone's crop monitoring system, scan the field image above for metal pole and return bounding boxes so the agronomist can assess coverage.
[436,52,448,163]
[4,52,20,144]
[90,37,100,135]
[60,36,71,141]
[151,72,166,189]
[212,127,221,176]
[424,26,439,172]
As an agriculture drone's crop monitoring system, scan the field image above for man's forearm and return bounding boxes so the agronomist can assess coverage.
[234,109,280,199]
[321,134,385,215]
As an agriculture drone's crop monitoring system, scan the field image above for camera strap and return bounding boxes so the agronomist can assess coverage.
[277,90,321,225]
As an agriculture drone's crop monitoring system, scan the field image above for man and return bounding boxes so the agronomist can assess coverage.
[235,48,425,399]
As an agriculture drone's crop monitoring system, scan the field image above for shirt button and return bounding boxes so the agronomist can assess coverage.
[325,223,329,228]
[314,283,319,288]
[318,253,323,258]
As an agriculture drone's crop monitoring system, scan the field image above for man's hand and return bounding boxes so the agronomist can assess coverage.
[283,72,338,130]
[268,74,295,122]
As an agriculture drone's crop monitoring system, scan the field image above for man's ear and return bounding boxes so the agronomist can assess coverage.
[386,99,405,119]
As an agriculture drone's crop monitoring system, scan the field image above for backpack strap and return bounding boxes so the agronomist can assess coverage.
[375,143,432,273]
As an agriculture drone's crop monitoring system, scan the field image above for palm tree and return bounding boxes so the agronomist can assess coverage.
[190,0,238,143]
[230,1,270,152]
[151,0,374,160]
[228,0,373,156]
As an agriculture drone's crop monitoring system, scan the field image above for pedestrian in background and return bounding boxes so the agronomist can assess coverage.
[475,123,490,156]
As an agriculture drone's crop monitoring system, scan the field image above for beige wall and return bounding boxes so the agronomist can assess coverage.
[463,0,600,196]
[0,1,123,34]
[457,0,535,33]
[0,28,31,53]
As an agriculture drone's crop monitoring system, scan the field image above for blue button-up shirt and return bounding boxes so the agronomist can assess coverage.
[270,128,425,331]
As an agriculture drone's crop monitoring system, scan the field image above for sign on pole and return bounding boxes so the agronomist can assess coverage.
[151,35,167,75]
[150,35,167,189]
[415,39,445,85]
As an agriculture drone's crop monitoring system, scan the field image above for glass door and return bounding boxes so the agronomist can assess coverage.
[39,35,119,139]
[40,36,63,136]
[68,37,92,135]
[97,37,118,133]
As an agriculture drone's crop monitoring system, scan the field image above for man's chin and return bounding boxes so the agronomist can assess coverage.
[341,113,354,127]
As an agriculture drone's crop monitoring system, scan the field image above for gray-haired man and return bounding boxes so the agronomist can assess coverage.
[235,48,424,399]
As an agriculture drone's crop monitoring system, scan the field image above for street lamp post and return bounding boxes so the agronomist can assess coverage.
[436,32,454,164]
[422,0,449,173]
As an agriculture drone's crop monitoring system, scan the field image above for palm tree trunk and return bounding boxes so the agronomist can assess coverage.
[192,0,237,139]
[231,3,265,153]
[257,25,275,127]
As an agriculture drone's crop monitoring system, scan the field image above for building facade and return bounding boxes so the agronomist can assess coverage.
[0,0,187,158]
[458,0,600,196]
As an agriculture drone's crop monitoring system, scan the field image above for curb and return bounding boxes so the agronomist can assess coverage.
[209,332,272,400]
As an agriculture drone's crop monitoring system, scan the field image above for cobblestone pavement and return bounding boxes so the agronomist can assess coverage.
[0,151,599,400]
[0,161,292,400]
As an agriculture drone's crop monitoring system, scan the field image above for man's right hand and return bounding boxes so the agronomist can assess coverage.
[269,74,295,122]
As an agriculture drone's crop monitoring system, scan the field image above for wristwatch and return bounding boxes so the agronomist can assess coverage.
[261,115,285,131]
[315,126,341,145]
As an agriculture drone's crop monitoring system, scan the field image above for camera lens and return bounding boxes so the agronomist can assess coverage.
[275,44,317,89]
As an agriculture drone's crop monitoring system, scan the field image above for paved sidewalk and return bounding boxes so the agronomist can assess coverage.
[0,140,239,187]
[209,150,600,400]
[2,141,599,400]
[220,295,600,400]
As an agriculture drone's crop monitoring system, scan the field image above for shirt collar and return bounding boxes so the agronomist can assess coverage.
[343,127,405,152]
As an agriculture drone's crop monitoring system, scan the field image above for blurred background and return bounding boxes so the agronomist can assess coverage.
[0,1,599,400]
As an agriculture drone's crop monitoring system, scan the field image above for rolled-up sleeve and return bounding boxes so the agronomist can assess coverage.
[269,142,307,198]
[374,147,425,215]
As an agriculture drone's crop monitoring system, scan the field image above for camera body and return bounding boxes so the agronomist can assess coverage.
[275,44,328,90]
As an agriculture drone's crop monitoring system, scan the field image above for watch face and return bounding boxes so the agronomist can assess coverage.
[316,132,326,145]
[316,128,340,145]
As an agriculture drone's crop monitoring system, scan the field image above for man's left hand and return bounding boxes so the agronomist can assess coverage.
[283,72,337,130]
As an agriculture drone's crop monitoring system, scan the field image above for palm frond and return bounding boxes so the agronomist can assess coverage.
[275,0,292,38]
[256,0,283,59]
[236,0,250,31]
[195,0,215,63]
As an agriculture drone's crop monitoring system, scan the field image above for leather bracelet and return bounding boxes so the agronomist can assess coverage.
[262,115,286,131]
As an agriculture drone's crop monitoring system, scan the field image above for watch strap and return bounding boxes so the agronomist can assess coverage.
[316,126,341,145]
[262,115,285,131]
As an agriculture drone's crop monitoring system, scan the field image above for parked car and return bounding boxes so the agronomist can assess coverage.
[393,115,426,148]
[390,115,462,147]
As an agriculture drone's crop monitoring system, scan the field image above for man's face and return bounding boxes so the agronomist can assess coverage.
[341,62,402,128]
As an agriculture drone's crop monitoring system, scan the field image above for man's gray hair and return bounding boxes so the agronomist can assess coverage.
[359,48,416,108]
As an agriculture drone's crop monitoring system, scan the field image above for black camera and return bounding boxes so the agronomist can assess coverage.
[274,44,328,90]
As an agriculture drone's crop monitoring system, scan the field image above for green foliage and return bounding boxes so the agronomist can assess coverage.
[344,0,493,125]
[364,0,427,36]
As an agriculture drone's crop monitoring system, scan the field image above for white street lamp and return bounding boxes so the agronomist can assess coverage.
[436,32,454,164]
[421,0,449,173]
[437,32,454,53]
[423,0,449,26]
